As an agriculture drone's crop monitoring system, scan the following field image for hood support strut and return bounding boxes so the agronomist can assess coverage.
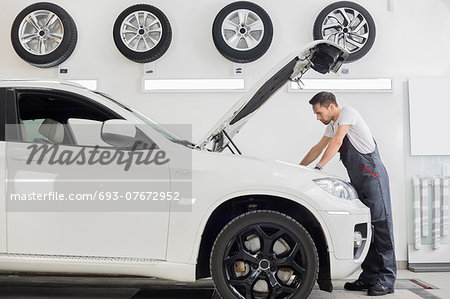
[213,130,242,155]
[223,130,241,155]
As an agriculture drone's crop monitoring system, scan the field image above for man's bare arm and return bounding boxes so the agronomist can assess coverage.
[317,125,351,167]
[300,135,331,166]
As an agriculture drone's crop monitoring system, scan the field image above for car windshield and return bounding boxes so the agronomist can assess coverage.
[95,92,194,148]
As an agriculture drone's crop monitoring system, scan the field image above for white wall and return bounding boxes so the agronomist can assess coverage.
[2,0,450,263]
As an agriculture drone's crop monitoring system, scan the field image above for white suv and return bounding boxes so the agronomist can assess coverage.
[0,41,370,298]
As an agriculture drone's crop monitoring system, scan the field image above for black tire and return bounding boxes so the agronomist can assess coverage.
[210,210,318,299]
[212,1,273,63]
[11,2,78,68]
[113,4,172,63]
[313,1,376,63]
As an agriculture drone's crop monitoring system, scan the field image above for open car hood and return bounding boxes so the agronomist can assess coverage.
[196,40,349,151]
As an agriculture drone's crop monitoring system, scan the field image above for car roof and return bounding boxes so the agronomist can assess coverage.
[0,79,88,90]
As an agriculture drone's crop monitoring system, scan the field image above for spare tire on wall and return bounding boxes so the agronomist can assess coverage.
[313,1,376,63]
[113,4,172,63]
[11,2,78,68]
[212,1,273,63]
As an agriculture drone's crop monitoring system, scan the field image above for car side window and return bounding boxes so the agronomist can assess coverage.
[16,91,116,146]
[21,118,46,143]
[14,90,156,148]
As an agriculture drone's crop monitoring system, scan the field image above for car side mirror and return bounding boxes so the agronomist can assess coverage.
[101,119,138,148]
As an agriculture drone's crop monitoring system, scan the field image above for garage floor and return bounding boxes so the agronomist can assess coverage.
[0,270,447,299]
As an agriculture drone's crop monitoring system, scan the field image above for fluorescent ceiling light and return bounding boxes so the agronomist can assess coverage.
[289,78,392,91]
[68,79,98,90]
[143,78,245,92]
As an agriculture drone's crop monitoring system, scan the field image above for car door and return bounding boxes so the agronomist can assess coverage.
[5,88,171,260]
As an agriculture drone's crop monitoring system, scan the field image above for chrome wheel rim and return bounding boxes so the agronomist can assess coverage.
[120,11,162,52]
[321,7,370,53]
[18,10,64,56]
[221,9,264,51]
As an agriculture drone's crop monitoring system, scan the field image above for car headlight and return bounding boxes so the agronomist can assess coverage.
[313,177,358,200]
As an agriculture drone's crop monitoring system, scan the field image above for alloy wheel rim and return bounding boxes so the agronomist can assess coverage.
[222,223,307,299]
[18,10,64,56]
[120,11,162,52]
[321,7,370,53]
[221,9,264,51]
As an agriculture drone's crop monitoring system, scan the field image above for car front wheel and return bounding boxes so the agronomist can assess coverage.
[210,210,318,299]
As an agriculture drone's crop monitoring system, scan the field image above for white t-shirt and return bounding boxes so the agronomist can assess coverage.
[324,106,375,154]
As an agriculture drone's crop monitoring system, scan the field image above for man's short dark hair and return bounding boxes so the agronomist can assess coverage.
[309,91,338,108]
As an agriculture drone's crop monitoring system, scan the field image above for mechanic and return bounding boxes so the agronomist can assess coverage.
[299,91,396,296]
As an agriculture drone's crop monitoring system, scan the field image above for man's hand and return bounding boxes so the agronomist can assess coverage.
[299,135,331,166]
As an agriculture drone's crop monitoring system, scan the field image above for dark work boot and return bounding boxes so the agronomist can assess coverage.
[344,279,373,291]
[368,283,394,296]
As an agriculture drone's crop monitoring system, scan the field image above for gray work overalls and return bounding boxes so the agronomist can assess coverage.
[339,135,397,287]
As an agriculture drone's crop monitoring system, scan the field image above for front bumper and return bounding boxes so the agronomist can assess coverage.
[318,211,372,279]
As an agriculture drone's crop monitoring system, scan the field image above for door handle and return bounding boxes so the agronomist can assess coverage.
[11,150,47,162]
[175,169,191,175]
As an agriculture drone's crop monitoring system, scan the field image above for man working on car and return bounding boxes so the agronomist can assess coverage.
[299,91,396,296]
